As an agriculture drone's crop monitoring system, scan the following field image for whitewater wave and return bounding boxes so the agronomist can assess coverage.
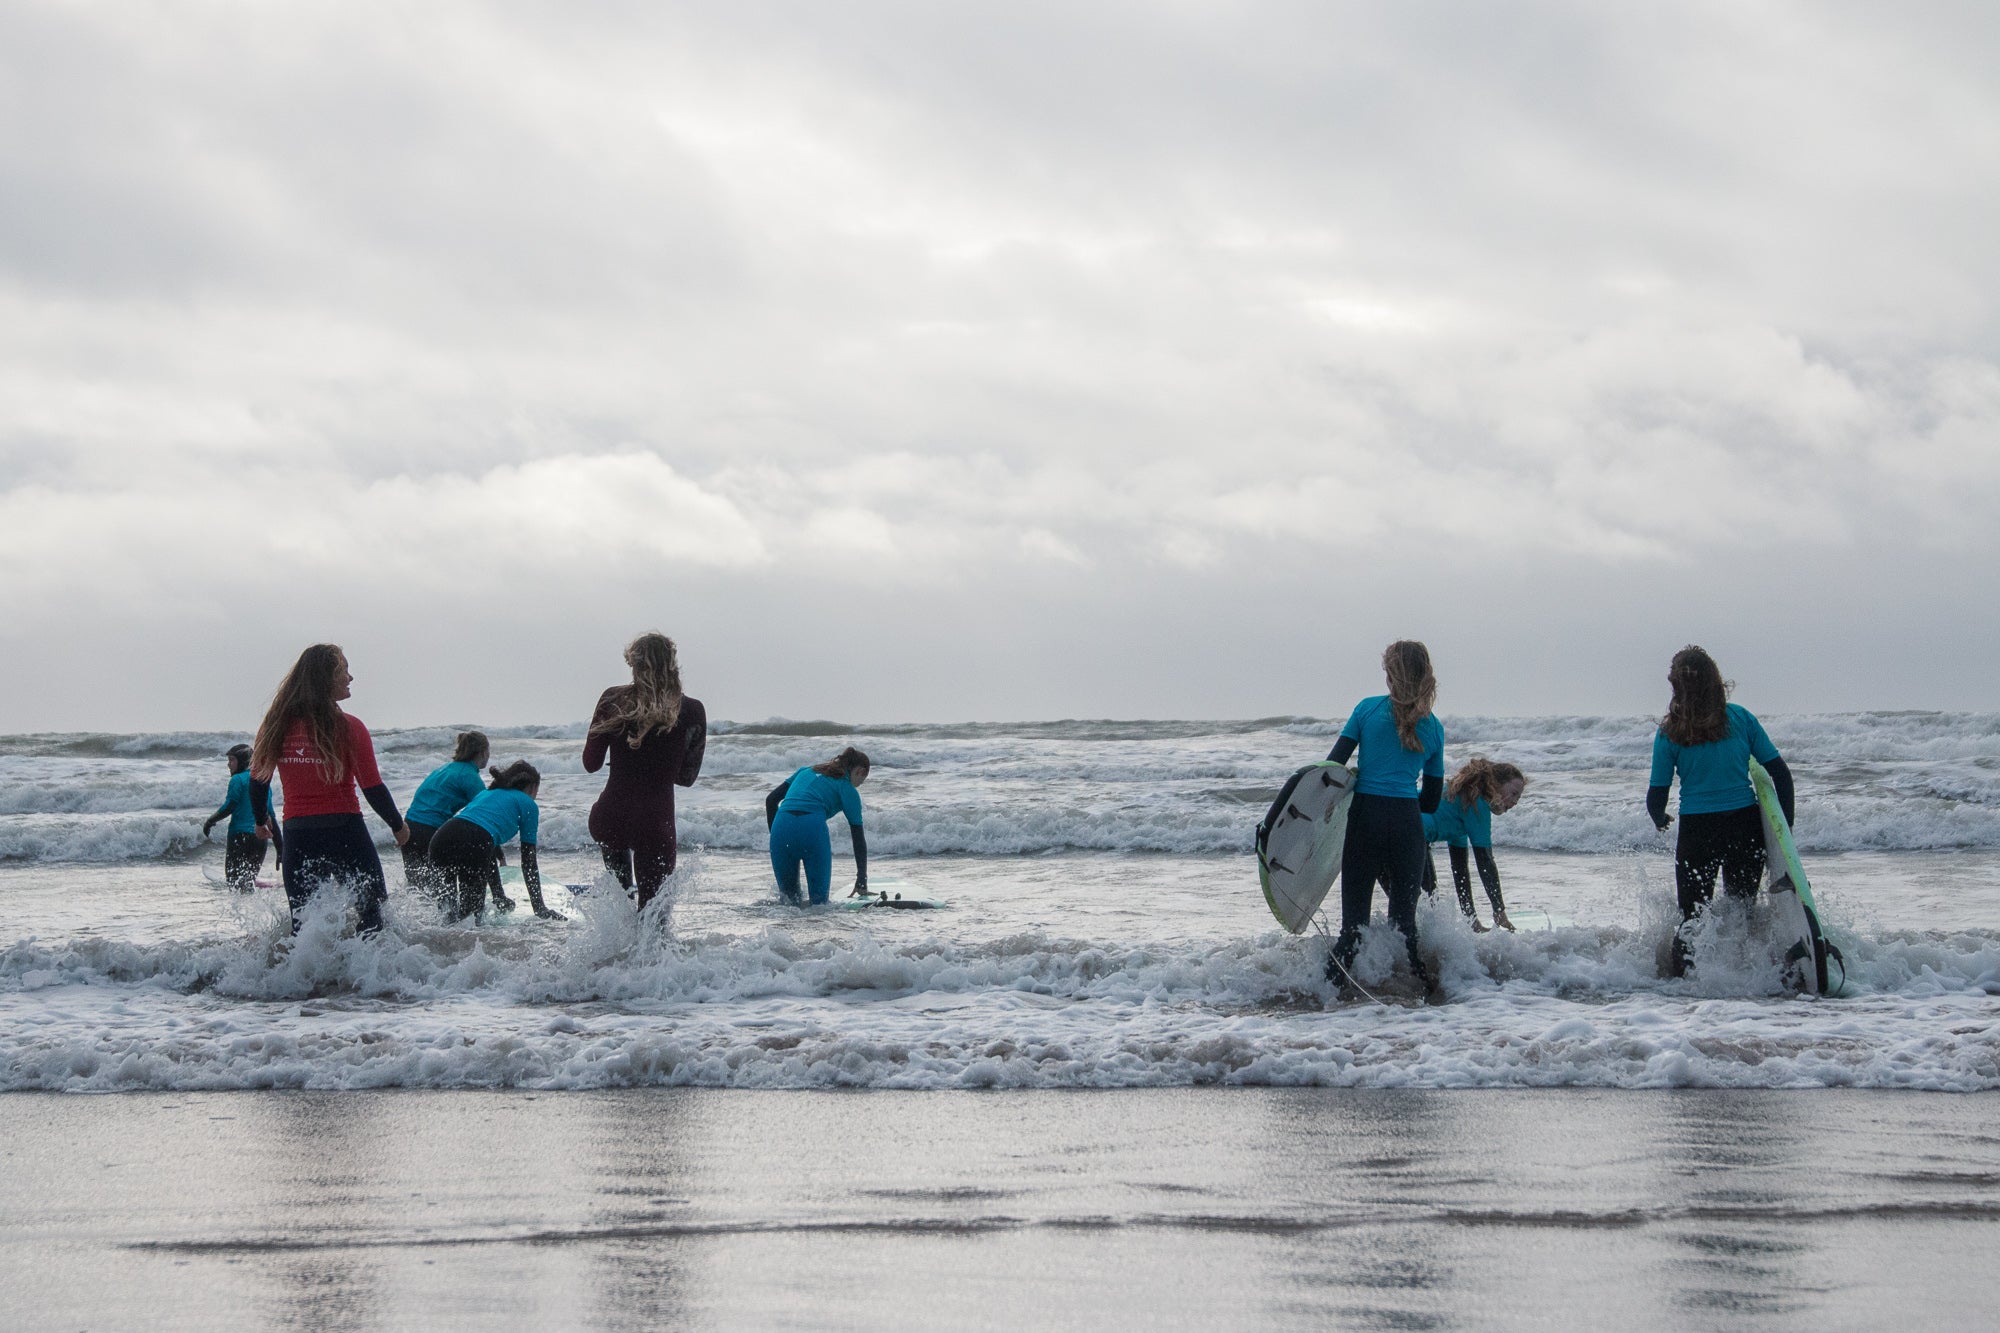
[4,711,1997,861]
[3,889,1998,1093]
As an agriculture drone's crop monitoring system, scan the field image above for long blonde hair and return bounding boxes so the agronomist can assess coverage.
[1383,639,1436,752]
[1446,757,1524,810]
[590,632,684,749]
[251,644,347,783]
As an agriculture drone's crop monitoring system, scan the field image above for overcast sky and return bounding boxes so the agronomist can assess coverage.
[2,1,1996,731]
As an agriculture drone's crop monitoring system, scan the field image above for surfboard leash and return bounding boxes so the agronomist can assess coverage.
[1312,911,1386,1006]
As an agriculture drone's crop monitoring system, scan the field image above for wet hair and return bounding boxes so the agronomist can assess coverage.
[1662,645,1732,747]
[251,644,347,783]
[811,746,871,780]
[589,632,684,749]
[487,760,541,792]
[225,743,252,774]
[1382,640,1437,752]
[1447,757,1526,810]
[452,730,490,766]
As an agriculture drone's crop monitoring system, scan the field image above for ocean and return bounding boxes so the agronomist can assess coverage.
[3,713,1998,1329]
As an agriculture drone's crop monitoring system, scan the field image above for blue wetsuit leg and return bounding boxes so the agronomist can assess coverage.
[770,812,834,905]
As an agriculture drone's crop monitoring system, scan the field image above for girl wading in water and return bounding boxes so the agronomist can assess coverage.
[1324,640,1446,997]
[764,747,871,905]
[1646,646,1793,978]
[249,644,409,934]
[583,633,707,911]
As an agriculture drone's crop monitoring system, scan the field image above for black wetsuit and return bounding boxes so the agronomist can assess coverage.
[427,818,510,922]
[1325,733,1444,989]
[1648,758,1794,977]
[582,692,707,910]
[1423,844,1507,922]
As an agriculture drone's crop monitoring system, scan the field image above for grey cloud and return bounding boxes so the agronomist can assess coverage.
[0,1,1996,726]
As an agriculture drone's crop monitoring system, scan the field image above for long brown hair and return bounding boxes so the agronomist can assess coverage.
[1383,639,1437,752]
[1447,757,1525,810]
[251,644,347,783]
[1662,645,1731,747]
[452,731,490,766]
[589,632,684,749]
[812,747,871,780]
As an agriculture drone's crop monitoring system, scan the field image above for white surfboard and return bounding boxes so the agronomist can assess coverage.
[492,866,579,922]
[1256,762,1357,933]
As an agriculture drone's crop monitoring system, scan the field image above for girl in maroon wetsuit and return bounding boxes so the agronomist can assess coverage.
[583,632,707,910]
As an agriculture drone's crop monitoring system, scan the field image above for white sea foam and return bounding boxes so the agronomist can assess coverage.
[4,711,1997,861]
[3,876,1997,1094]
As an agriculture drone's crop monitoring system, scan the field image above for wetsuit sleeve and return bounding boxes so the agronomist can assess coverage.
[850,825,868,888]
[765,775,794,830]
[1646,785,1671,829]
[1325,735,1358,765]
[250,778,273,825]
[345,716,384,789]
[676,700,707,787]
[1472,846,1506,914]
[1648,731,1675,788]
[1419,773,1442,815]
[1446,845,1477,917]
[361,783,405,833]
[519,794,539,846]
[1741,708,1780,764]
[1766,756,1796,826]
[582,691,616,773]
[841,781,864,827]
[519,845,559,917]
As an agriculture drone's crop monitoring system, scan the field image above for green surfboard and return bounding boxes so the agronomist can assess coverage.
[1749,758,1842,994]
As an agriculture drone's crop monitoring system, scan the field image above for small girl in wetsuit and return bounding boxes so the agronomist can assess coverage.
[765,747,870,905]
[203,743,272,893]
[1646,645,1794,978]
[1324,640,1445,995]
[402,731,490,897]
[428,760,563,922]
[1422,758,1525,932]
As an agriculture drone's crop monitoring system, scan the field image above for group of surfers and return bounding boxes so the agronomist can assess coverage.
[1314,639,1792,997]
[202,633,871,932]
[205,633,1791,994]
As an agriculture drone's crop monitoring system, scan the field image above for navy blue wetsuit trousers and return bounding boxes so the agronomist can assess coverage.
[1670,804,1765,975]
[224,831,267,893]
[770,810,833,904]
[281,814,386,934]
[1331,793,1429,982]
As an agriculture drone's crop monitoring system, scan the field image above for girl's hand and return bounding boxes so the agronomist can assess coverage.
[393,824,411,846]
[255,824,273,840]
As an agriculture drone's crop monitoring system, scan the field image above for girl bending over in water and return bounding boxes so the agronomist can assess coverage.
[1422,758,1525,932]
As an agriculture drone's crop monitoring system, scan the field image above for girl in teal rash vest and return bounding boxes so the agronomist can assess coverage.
[764,747,870,905]
[1323,640,1446,997]
[1645,645,1794,979]
[1422,758,1526,931]
[203,743,273,892]
[401,731,490,899]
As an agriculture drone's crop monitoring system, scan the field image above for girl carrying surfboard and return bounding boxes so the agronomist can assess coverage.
[1325,640,1446,998]
[1645,645,1795,978]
